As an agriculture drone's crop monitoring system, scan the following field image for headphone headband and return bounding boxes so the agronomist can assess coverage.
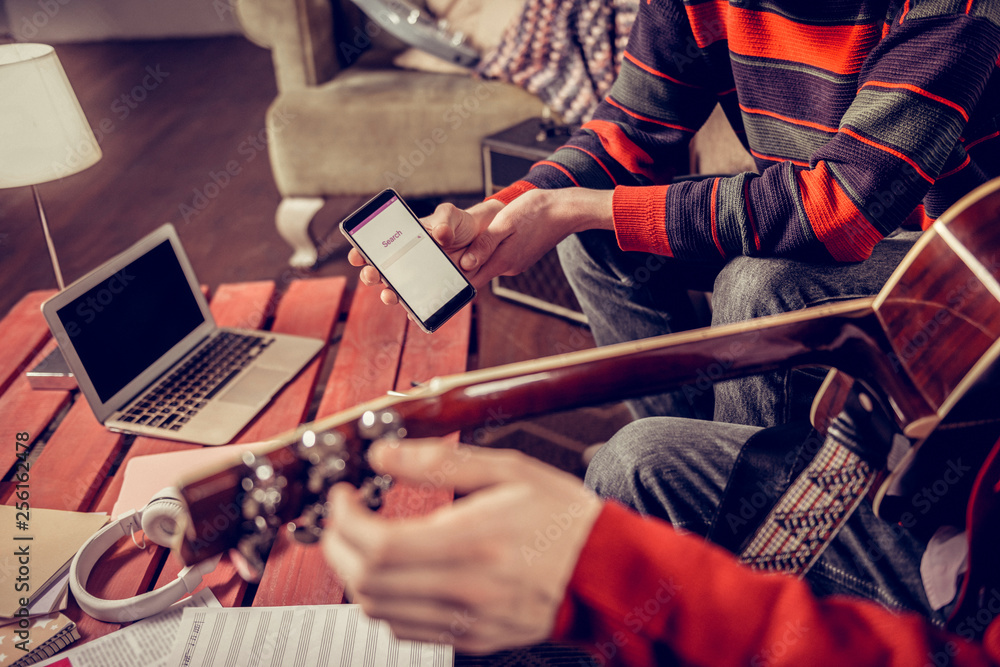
[69,488,220,622]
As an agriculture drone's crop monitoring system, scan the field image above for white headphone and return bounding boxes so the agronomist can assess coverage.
[69,487,221,623]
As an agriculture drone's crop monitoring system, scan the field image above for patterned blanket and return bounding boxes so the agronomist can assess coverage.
[476,0,639,125]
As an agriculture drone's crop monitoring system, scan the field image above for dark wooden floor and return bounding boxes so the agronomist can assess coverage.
[1,36,630,474]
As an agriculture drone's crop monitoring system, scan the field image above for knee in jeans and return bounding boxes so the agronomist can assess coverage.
[584,419,671,494]
[712,256,811,324]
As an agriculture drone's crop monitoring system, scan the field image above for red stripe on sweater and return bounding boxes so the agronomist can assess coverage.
[938,155,971,179]
[859,81,970,122]
[536,161,581,186]
[709,178,725,257]
[966,130,1000,151]
[684,0,729,49]
[743,177,761,251]
[685,2,881,76]
[749,149,811,168]
[582,120,666,183]
[622,51,702,88]
[739,103,839,133]
[840,127,935,183]
[605,97,698,134]
[565,145,618,185]
[797,161,883,261]
[903,203,936,231]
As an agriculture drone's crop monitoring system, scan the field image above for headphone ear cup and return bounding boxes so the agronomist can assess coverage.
[140,487,184,548]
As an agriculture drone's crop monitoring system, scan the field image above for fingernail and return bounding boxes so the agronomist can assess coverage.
[462,254,478,270]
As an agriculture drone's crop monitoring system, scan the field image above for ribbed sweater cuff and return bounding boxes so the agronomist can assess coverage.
[487,180,537,205]
[612,185,672,256]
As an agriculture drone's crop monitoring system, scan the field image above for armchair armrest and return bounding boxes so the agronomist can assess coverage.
[235,0,338,91]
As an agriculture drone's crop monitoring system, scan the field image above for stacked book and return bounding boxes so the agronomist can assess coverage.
[0,507,108,667]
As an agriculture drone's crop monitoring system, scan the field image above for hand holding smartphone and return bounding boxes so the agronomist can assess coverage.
[340,189,476,333]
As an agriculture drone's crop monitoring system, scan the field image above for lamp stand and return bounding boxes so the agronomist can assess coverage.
[26,184,76,390]
[33,183,65,290]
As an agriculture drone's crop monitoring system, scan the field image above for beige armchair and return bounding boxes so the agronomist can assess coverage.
[235,0,545,266]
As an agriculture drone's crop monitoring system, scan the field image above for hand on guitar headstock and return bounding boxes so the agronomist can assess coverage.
[323,439,603,654]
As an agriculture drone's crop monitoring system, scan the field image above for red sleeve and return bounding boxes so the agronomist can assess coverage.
[551,502,1000,667]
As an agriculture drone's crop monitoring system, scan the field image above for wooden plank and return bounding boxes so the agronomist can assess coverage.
[209,281,275,329]
[0,290,55,396]
[252,284,408,608]
[70,281,279,641]
[395,307,472,390]
[27,398,126,511]
[317,284,409,415]
[381,309,473,520]
[237,277,345,443]
[0,341,72,478]
[153,277,347,606]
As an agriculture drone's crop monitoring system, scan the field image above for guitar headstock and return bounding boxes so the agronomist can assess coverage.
[173,409,406,570]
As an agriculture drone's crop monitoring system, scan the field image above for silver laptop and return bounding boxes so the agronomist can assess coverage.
[41,223,324,445]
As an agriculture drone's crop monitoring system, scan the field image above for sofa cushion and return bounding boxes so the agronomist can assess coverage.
[266,50,544,197]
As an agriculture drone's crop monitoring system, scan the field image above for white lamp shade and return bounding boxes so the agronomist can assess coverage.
[0,43,102,188]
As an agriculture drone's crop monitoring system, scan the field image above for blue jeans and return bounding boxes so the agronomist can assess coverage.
[556,229,922,426]
[585,417,940,620]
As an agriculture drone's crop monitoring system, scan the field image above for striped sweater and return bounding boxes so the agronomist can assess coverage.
[491,0,1000,262]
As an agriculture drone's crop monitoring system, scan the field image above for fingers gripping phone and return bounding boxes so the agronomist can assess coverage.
[340,189,476,333]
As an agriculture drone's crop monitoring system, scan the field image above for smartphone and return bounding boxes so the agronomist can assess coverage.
[340,189,476,333]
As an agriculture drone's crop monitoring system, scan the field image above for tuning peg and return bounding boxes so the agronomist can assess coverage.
[288,501,328,544]
[358,409,407,441]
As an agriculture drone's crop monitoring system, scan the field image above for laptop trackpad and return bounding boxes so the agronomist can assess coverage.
[218,367,288,406]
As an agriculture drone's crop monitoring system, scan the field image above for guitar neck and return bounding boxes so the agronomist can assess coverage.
[176,297,934,565]
[309,297,927,440]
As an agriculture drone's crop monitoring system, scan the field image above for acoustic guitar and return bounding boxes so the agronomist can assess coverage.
[172,177,1000,629]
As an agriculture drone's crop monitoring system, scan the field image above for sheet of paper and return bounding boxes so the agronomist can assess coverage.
[32,589,221,667]
[166,604,453,667]
[112,443,262,516]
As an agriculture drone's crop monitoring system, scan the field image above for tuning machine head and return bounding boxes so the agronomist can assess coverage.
[235,451,287,573]
[356,409,406,509]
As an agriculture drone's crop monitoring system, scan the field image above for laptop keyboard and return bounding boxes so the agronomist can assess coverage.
[118,331,274,431]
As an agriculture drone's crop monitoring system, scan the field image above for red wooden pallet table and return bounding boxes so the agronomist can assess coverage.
[0,276,471,645]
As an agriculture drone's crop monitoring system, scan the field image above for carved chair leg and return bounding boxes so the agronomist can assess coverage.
[276,196,325,267]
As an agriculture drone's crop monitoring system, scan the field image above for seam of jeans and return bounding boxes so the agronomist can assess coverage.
[810,561,908,610]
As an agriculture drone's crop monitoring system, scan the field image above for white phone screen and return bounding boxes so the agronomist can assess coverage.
[348,195,470,322]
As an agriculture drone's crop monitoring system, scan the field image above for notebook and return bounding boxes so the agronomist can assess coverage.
[41,223,324,446]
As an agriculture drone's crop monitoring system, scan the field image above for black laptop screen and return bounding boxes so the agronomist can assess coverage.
[57,239,206,403]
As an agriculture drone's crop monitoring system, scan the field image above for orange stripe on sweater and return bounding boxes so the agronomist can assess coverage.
[582,120,666,183]
[686,1,881,75]
[797,161,882,261]
[859,81,969,122]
